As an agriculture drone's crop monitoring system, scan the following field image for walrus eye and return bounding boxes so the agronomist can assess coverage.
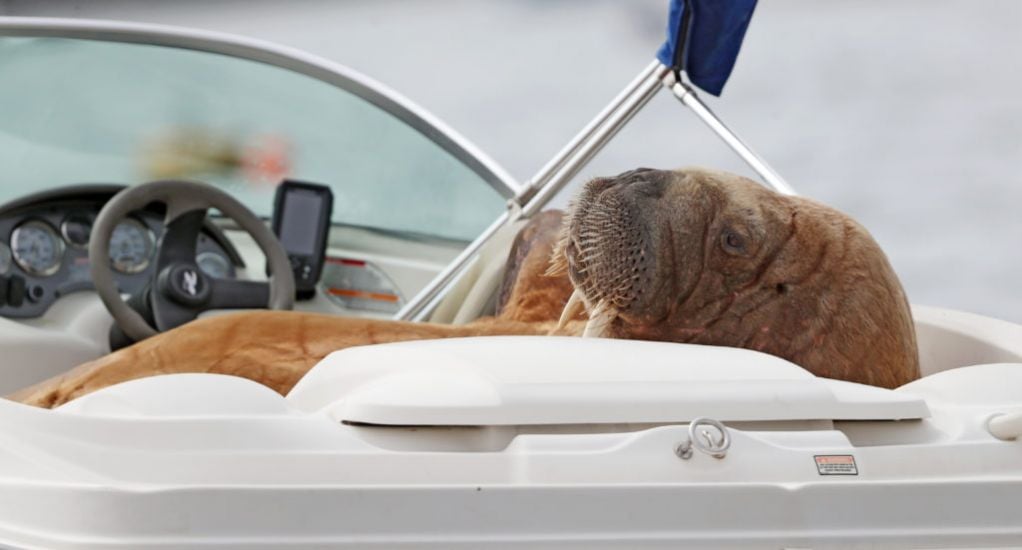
[721,230,747,255]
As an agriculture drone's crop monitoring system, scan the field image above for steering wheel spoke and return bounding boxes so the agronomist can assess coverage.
[156,209,206,267]
[207,278,272,310]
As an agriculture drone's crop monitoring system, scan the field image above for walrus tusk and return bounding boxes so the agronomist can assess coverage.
[555,289,585,332]
[582,302,615,338]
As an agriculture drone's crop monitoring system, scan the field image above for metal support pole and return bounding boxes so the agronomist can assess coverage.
[515,60,661,206]
[394,211,510,321]
[665,75,797,196]
[395,62,669,321]
[521,64,671,217]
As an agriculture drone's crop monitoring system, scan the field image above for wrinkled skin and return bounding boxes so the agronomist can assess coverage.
[552,167,919,388]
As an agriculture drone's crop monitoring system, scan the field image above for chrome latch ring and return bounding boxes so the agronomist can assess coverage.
[674,417,731,460]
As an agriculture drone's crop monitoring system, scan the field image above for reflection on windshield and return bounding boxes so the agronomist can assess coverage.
[143,127,290,187]
[0,37,505,241]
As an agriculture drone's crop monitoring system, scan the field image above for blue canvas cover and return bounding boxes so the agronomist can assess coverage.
[656,0,758,96]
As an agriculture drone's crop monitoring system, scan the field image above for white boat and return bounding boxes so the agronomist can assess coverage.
[2,315,1022,548]
[0,2,1020,548]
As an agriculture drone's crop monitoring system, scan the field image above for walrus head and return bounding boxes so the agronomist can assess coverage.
[551,167,920,388]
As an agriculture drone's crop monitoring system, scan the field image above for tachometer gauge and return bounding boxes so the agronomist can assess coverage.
[11,220,64,277]
[0,243,12,275]
[109,218,155,274]
[60,213,93,249]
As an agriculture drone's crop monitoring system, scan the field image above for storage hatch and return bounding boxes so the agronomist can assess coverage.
[286,336,929,425]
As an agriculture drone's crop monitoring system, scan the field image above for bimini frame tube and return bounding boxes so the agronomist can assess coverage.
[664,72,796,196]
[516,60,662,206]
[520,63,672,217]
[396,62,795,321]
[396,62,669,321]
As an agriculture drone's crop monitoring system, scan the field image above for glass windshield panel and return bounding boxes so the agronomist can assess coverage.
[0,37,505,240]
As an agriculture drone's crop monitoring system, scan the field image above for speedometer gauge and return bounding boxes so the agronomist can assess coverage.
[11,220,64,277]
[109,218,155,274]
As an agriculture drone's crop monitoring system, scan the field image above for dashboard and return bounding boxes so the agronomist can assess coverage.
[0,185,242,319]
[0,182,466,397]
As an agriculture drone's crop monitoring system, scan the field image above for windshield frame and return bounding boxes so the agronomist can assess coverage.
[0,16,521,204]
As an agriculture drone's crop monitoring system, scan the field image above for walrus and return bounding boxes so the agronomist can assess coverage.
[8,167,919,408]
[551,167,919,388]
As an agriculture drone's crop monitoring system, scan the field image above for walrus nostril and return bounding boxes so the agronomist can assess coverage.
[604,168,668,199]
[612,167,657,183]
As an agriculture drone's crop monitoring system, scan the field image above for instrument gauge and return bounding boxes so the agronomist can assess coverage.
[11,220,64,277]
[60,213,93,249]
[197,251,231,279]
[109,218,155,274]
[0,242,12,275]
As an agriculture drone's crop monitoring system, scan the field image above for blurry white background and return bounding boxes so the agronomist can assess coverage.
[3,0,1020,322]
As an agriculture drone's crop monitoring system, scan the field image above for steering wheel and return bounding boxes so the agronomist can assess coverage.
[90,180,295,342]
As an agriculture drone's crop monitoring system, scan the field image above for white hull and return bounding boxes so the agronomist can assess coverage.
[0,306,1020,548]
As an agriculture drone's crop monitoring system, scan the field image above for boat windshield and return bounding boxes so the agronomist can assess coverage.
[0,36,506,241]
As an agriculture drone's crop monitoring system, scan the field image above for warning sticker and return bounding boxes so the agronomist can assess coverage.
[814,455,858,476]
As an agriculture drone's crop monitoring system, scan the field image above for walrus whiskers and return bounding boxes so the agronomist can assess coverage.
[546,240,570,277]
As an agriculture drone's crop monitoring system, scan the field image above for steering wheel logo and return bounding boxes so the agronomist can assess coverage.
[182,269,199,297]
